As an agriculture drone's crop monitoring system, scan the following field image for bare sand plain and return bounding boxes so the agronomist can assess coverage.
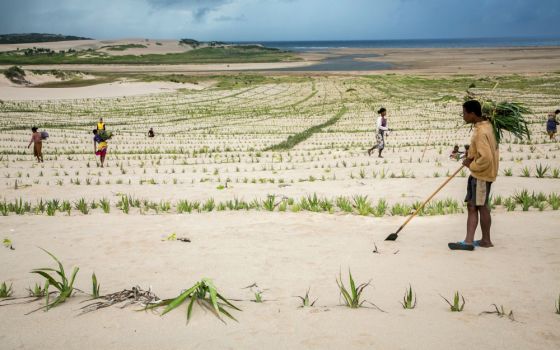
[0,47,559,350]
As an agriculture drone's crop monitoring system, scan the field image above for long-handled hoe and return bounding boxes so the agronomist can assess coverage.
[385,165,464,241]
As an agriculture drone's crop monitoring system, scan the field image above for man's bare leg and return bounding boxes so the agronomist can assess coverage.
[478,206,493,247]
[465,204,478,244]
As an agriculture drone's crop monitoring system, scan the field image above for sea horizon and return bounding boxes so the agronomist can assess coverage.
[231,36,560,50]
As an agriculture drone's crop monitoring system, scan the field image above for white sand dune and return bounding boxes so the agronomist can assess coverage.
[0,211,558,349]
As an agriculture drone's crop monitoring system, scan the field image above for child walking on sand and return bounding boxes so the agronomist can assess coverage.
[546,110,559,140]
[27,127,44,163]
[367,108,389,158]
[93,129,108,167]
[449,100,499,251]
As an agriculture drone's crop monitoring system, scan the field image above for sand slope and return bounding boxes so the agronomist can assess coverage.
[0,211,558,349]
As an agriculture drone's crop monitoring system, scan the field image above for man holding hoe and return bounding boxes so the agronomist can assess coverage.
[449,100,499,251]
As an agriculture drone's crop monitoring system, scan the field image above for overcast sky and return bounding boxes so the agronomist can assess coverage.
[1,0,559,41]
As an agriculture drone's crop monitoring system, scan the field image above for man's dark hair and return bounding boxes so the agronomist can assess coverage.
[31,127,38,132]
[555,109,560,114]
[92,129,97,134]
[378,107,386,114]
[463,100,482,117]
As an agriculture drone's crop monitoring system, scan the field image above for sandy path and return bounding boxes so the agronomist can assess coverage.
[0,81,196,100]
[0,211,558,349]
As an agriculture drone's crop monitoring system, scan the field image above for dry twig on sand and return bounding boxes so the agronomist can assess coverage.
[79,285,160,315]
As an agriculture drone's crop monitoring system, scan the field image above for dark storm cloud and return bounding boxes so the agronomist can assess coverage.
[0,0,558,40]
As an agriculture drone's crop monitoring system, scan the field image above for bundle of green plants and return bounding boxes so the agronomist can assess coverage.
[147,278,240,324]
[30,248,79,311]
[478,100,531,143]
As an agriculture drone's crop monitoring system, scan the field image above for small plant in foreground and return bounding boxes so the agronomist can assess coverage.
[3,238,14,250]
[296,288,317,308]
[253,290,264,303]
[336,269,373,309]
[555,294,560,315]
[401,285,417,309]
[441,291,465,312]
[480,304,515,321]
[0,281,13,298]
[147,278,240,324]
[31,248,79,311]
[27,282,47,297]
[92,273,100,298]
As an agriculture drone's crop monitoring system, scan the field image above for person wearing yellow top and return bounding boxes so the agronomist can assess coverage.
[97,118,105,131]
[449,100,499,251]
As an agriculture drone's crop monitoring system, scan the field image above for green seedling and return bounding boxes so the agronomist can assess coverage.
[336,269,370,309]
[0,281,13,298]
[27,282,47,297]
[253,290,264,303]
[555,294,560,315]
[3,238,14,250]
[92,273,100,298]
[147,278,240,324]
[30,248,79,311]
[164,233,177,241]
[401,285,417,309]
[296,288,317,308]
[480,304,515,321]
[441,291,465,312]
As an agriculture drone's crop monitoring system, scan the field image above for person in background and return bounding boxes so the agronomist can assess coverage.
[546,110,559,140]
[367,107,389,158]
[148,127,155,138]
[93,129,108,167]
[27,126,44,163]
[97,118,105,131]
[449,145,463,160]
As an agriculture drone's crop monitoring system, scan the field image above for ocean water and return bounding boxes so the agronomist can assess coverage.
[233,37,560,51]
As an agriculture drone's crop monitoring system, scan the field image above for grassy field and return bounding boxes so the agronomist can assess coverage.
[0,46,300,65]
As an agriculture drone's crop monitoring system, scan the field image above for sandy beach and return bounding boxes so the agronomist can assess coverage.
[0,211,559,349]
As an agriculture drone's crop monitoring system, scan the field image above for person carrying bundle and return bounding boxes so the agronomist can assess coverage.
[367,107,389,158]
[449,98,530,251]
[27,126,44,163]
[93,129,108,167]
[97,118,106,131]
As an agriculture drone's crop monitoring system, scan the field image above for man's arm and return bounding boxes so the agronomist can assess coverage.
[467,135,493,172]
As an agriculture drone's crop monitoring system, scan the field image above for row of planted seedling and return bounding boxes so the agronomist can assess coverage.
[1,191,559,217]
[1,250,559,323]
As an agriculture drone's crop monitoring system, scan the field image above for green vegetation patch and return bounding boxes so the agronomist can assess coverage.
[103,44,148,51]
[0,45,300,65]
[265,106,347,151]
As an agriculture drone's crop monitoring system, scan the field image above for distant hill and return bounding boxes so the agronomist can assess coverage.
[0,33,93,44]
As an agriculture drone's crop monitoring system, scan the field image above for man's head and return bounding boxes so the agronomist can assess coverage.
[462,100,483,123]
[92,129,98,135]
[378,107,387,116]
[555,109,560,115]
[31,127,38,132]
[453,145,459,151]
[99,118,103,122]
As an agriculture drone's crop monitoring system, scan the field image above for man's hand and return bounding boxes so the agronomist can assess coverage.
[462,157,474,168]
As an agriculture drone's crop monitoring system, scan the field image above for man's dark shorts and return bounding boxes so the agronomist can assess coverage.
[465,175,492,207]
